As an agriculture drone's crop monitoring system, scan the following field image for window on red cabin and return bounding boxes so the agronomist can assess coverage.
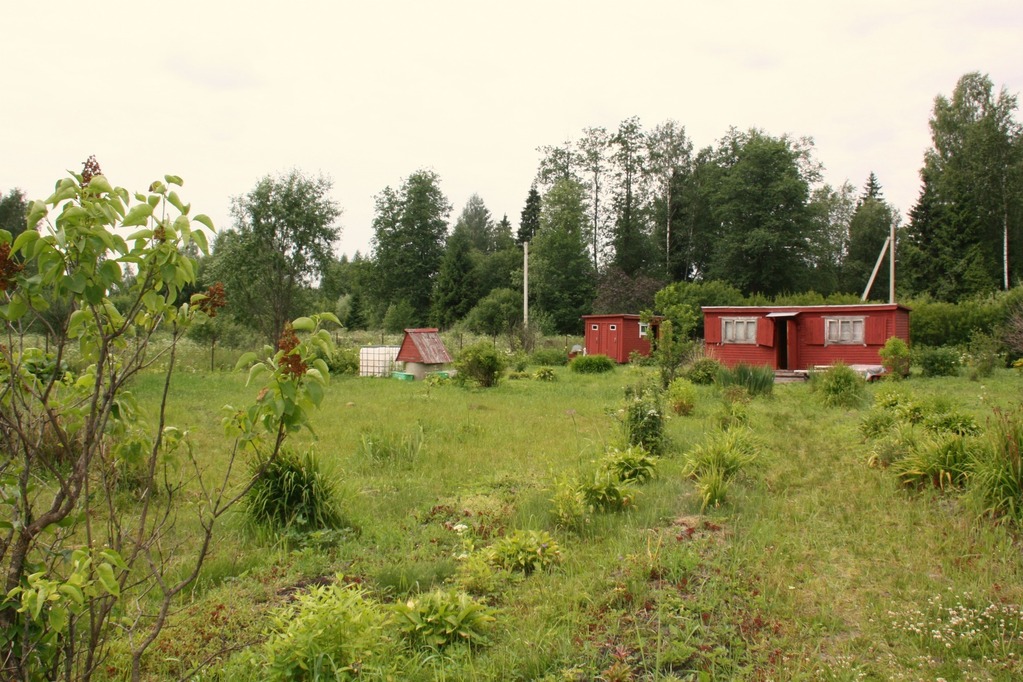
[824,317,865,345]
[721,317,757,344]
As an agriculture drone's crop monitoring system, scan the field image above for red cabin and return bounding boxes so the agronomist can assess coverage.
[581,314,661,364]
[702,304,910,372]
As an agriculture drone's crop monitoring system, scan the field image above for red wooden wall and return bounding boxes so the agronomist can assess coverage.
[702,304,910,370]
[582,315,657,363]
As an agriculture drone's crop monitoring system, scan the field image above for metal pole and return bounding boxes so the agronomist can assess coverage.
[523,241,529,329]
[889,217,896,304]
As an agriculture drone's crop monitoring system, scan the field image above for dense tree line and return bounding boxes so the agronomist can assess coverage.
[5,72,1019,341]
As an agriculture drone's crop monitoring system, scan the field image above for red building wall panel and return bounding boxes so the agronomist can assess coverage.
[703,305,911,371]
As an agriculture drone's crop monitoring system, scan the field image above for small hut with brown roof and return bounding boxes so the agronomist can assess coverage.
[395,328,454,380]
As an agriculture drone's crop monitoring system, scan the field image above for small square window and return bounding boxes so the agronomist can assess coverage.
[591,324,599,331]
[609,324,617,331]
[639,322,649,338]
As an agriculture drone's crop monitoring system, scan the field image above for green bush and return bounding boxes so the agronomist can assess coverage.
[620,387,666,455]
[916,346,961,377]
[966,331,1001,380]
[666,377,698,415]
[569,354,616,374]
[969,409,1023,523]
[578,469,636,513]
[681,357,722,385]
[393,589,496,650]
[486,530,561,575]
[811,363,867,408]
[530,347,568,366]
[244,449,345,534]
[326,346,359,375]
[878,336,911,378]
[549,479,590,532]
[601,445,657,484]
[532,367,557,382]
[715,362,774,397]
[251,579,395,679]
[455,342,507,388]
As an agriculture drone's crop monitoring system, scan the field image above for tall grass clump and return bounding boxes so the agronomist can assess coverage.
[715,362,774,397]
[244,448,346,534]
[810,363,867,408]
[683,428,758,510]
[358,425,425,468]
[570,354,616,374]
[891,434,977,490]
[969,408,1023,523]
[681,355,722,385]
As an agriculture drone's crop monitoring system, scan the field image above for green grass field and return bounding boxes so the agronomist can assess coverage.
[116,365,1023,681]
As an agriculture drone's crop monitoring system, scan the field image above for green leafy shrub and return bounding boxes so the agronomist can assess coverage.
[867,422,920,468]
[860,410,897,440]
[916,346,961,377]
[578,469,636,513]
[549,479,590,532]
[716,397,751,431]
[666,377,698,415]
[966,331,1001,380]
[244,448,345,534]
[716,362,774,397]
[923,410,981,437]
[532,367,557,382]
[455,342,507,388]
[251,579,395,679]
[811,363,867,408]
[619,388,665,455]
[393,589,496,649]
[486,530,562,574]
[891,434,976,490]
[601,445,657,484]
[507,370,530,380]
[969,409,1023,523]
[570,354,616,374]
[682,356,722,385]
[326,346,359,375]
[878,336,911,378]
[530,347,568,366]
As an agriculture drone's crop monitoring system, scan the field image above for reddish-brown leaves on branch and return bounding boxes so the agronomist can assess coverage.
[198,282,227,318]
[0,243,23,291]
[276,322,307,377]
[82,155,102,185]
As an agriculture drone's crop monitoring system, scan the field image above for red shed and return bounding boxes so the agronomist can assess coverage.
[702,304,910,372]
[581,314,661,364]
[395,328,453,380]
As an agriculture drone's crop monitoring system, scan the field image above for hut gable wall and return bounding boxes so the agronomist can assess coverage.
[581,314,659,363]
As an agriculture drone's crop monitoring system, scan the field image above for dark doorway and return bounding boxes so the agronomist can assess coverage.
[775,319,789,369]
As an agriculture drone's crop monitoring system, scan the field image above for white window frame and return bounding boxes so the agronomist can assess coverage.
[639,322,649,338]
[721,317,757,344]
[609,324,617,331]
[591,324,599,331]
[824,316,865,346]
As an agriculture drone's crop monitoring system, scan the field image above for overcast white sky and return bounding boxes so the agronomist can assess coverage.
[3,1,1021,258]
